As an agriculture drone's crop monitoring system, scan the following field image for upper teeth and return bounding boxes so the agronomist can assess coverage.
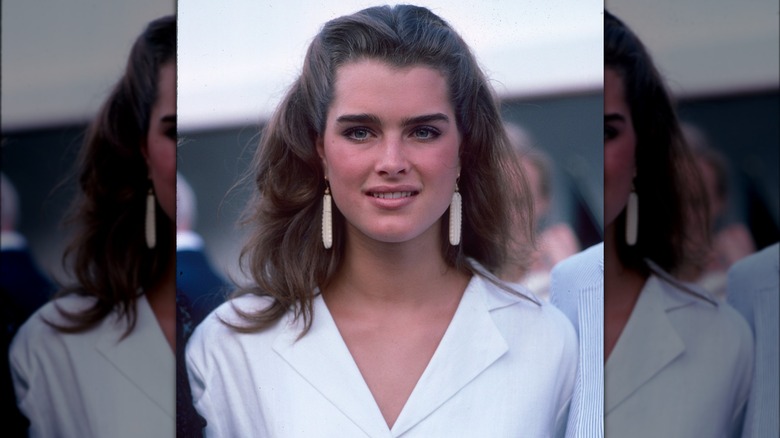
[372,192,412,199]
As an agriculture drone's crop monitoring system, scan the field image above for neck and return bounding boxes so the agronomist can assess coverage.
[604,223,647,300]
[145,249,176,350]
[324,225,469,310]
[604,222,648,361]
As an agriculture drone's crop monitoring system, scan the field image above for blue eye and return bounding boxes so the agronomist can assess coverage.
[413,127,440,140]
[345,128,371,141]
[604,125,617,141]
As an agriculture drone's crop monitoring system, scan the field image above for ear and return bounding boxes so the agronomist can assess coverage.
[316,136,328,177]
[139,139,153,178]
[140,139,151,164]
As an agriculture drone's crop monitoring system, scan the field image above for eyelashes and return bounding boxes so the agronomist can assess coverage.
[341,126,442,142]
[604,125,618,141]
[344,127,371,141]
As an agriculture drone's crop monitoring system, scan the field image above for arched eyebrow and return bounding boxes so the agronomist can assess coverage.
[335,114,380,125]
[335,113,450,126]
[400,113,450,126]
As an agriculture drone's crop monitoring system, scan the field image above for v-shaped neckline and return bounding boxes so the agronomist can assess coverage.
[272,274,511,436]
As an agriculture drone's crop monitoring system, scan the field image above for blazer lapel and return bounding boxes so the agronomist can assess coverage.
[605,275,686,413]
[94,295,175,418]
[272,295,391,438]
[390,275,512,436]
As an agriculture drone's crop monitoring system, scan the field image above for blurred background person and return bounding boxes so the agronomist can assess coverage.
[681,122,756,299]
[1,172,54,332]
[1,172,55,435]
[176,172,230,326]
[9,16,176,437]
[504,122,580,300]
[726,242,779,438]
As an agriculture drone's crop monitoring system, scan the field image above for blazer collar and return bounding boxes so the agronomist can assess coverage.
[645,259,718,306]
[272,273,515,436]
[605,274,699,413]
[94,294,175,418]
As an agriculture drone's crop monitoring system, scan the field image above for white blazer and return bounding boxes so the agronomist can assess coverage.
[606,264,754,438]
[549,243,604,438]
[727,243,779,438]
[10,294,175,438]
[187,272,578,437]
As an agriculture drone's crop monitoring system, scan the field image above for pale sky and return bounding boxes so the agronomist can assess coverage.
[3,1,777,131]
[1,0,173,130]
[177,0,604,130]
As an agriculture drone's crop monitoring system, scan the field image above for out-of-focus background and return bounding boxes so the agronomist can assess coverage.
[177,0,605,287]
[5,1,776,295]
[1,0,174,284]
[608,0,779,298]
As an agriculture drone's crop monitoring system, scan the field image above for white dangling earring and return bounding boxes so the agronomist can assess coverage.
[322,183,333,249]
[625,184,638,246]
[145,185,157,249]
[449,182,462,246]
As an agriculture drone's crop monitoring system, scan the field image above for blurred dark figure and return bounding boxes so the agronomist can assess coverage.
[681,123,755,299]
[1,172,55,436]
[176,172,229,326]
[503,123,579,300]
[1,172,54,333]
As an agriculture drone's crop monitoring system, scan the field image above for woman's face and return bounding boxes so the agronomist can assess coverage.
[143,61,176,220]
[604,67,637,228]
[318,59,461,247]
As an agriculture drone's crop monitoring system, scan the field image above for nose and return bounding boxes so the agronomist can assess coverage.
[376,136,409,176]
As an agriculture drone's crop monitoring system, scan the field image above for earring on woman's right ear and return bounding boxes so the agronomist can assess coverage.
[145,184,157,249]
[322,182,333,249]
[625,182,638,246]
[449,182,462,246]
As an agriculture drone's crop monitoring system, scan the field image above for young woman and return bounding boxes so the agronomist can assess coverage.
[550,10,755,438]
[187,5,576,436]
[595,10,751,437]
[10,16,176,437]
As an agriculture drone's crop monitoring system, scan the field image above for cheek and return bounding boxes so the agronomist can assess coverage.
[146,135,176,219]
[322,144,362,202]
[604,138,636,226]
[147,136,176,179]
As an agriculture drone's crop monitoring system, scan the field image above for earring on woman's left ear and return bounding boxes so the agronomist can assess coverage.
[145,184,157,249]
[322,182,333,249]
[449,182,462,246]
[625,181,638,246]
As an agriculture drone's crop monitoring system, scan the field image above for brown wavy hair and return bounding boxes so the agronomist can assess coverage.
[49,15,176,336]
[605,10,710,276]
[231,5,534,334]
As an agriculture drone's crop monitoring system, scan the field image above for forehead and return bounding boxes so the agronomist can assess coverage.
[604,67,628,111]
[329,59,453,118]
[152,61,176,115]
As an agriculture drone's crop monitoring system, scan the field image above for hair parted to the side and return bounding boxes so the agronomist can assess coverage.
[605,10,710,276]
[48,15,177,336]
[231,5,534,334]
